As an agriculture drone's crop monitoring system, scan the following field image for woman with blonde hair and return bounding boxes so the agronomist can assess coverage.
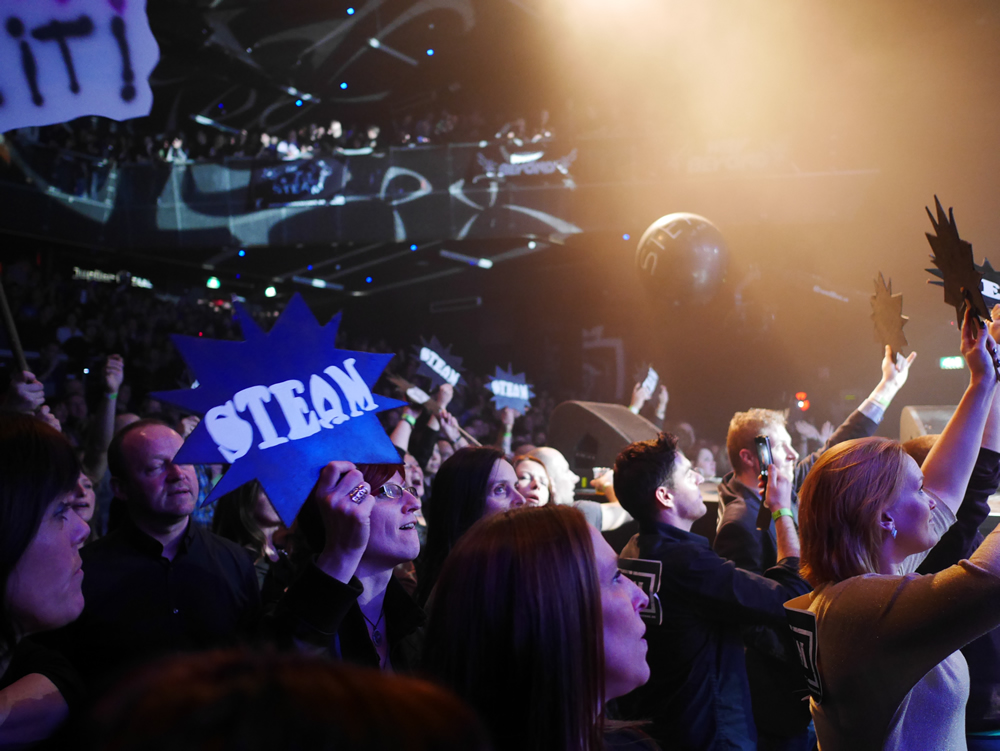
[789,310,1000,750]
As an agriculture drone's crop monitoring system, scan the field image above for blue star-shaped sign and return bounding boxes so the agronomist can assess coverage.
[154,294,404,524]
[413,336,464,389]
[485,364,534,414]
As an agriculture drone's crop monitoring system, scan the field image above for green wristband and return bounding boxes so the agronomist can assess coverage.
[771,508,794,522]
[402,413,416,426]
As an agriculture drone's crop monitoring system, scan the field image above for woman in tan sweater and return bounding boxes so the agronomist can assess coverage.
[788,309,1000,751]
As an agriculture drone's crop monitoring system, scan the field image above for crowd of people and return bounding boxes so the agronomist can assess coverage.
[5,252,1000,751]
[4,109,556,169]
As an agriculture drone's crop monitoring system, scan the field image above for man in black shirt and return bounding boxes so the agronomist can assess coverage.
[613,433,810,751]
[43,419,260,692]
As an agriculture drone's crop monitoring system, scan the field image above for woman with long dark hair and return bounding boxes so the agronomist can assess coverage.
[416,446,526,604]
[0,413,90,745]
[423,504,654,751]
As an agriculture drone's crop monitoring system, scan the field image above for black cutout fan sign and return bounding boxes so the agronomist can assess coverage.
[924,196,1000,378]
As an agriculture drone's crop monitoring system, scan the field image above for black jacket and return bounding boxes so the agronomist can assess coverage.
[615,522,811,751]
[270,563,425,672]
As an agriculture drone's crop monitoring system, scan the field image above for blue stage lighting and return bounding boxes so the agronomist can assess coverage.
[347,7,355,14]
[295,99,303,107]
[365,276,373,283]
[426,49,434,56]
[340,82,348,90]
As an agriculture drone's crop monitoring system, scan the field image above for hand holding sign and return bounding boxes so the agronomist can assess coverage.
[0,0,159,132]
[312,461,375,585]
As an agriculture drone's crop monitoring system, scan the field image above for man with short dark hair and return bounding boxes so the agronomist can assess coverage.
[613,433,810,751]
[43,419,260,692]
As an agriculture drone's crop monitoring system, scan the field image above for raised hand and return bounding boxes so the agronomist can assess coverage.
[311,461,375,584]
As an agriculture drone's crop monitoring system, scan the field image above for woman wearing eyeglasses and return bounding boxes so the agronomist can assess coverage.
[416,447,527,605]
[273,461,424,672]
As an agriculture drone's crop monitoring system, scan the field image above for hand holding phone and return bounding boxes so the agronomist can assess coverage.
[754,435,774,531]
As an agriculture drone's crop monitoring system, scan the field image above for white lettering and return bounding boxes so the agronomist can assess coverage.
[204,400,254,462]
[234,385,288,449]
[309,373,349,428]
[324,359,378,417]
[269,380,321,440]
[983,279,1000,299]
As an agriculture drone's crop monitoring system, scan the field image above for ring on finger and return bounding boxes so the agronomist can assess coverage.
[349,484,369,504]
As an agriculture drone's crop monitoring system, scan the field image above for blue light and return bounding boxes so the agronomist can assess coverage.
[347,6,355,14]
[409,244,417,251]
[236,273,241,279]
[365,276,373,283]
[340,82,348,90]
[218,102,224,109]
[238,249,246,257]
[295,99,303,107]
[426,49,434,56]
[622,233,630,241]
[307,264,313,271]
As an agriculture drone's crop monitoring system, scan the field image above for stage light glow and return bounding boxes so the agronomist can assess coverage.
[368,38,381,48]
[410,244,418,251]
[527,241,537,249]
[623,233,630,240]
[347,7,355,14]
[218,103,224,109]
[265,286,277,298]
[238,249,246,257]
[207,277,221,289]
[426,49,434,56]
[236,274,241,279]
[295,99,303,107]
[365,276,373,283]
[340,82,348,90]
[477,258,493,269]
[307,264,314,270]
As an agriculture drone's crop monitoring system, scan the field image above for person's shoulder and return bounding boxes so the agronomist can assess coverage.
[80,528,129,562]
[197,527,256,569]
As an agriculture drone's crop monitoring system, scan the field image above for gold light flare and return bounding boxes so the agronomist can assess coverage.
[536,0,880,145]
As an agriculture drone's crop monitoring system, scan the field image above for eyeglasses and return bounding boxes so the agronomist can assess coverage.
[374,482,418,500]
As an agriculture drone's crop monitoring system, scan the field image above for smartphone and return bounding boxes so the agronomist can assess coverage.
[754,435,773,530]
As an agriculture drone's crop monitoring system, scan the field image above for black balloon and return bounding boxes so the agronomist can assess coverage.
[635,213,729,305]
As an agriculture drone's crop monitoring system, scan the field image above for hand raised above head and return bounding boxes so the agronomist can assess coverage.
[961,305,999,387]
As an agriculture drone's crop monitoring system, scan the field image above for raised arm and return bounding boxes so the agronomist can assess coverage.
[922,308,999,514]
[81,355,123,482]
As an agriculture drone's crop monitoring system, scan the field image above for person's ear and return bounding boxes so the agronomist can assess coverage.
[738,447,758,473]
[654,485,674,510]
[879,511,896,537]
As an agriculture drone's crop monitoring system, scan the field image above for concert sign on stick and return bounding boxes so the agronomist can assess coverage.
[870,273,908,361]
[153,294,405,525]
[413,336,464,389]
[0,0,160,132]
[485,364,534,414]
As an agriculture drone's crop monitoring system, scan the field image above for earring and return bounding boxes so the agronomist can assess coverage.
[889,524,898,540]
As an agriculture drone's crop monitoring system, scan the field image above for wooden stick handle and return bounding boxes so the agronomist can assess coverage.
[0,274,27,373]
